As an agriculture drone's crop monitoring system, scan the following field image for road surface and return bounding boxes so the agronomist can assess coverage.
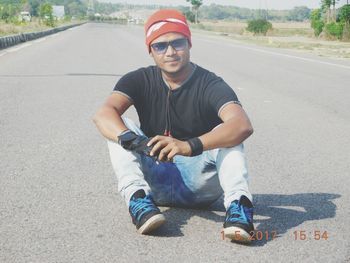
[1,23,349,262]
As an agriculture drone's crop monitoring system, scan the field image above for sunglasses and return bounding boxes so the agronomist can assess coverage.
[150,38,188,54]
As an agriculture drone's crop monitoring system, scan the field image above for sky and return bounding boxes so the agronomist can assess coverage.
[102,0,349,10]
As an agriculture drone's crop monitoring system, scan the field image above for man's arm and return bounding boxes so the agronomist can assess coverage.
[92,93,132,141]
[148,103,253,161]
[199,103,253,151]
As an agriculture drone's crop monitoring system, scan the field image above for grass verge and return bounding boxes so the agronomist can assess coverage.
[191,20,350,59]
[0,19,85,37]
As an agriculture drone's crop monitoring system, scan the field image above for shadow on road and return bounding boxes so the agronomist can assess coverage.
[152,193,340,247]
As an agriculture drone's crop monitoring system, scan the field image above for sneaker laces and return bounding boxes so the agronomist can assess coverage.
[227,201,253,224]
[226,201,244,222]
[130,195,158,222]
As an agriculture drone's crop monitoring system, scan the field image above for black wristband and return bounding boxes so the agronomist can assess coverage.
[187,137,203,156]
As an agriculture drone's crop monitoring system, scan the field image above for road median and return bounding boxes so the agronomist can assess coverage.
[0,22,85,50]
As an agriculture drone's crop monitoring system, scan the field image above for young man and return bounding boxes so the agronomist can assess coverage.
[93,9,254,243]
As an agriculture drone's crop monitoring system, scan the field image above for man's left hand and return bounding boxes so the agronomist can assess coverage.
[147,135,192,162]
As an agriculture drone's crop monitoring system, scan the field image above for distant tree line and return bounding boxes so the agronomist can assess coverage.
[0,1,321,24]
[182,2,350,40]
[180,4,312,22]
[0,0,125,25]
[2,0,350,41]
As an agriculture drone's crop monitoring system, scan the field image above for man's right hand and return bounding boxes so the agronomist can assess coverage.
[147,135,192,161]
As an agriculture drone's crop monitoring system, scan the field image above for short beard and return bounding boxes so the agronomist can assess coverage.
[160,61,191,78]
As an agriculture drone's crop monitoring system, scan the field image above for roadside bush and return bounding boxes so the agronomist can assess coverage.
[312,20,325,36]
[310,9,324,37]
[63,15,72,22]
[246,19,272,35]
[324,22,343,39]
[184,11,195,23]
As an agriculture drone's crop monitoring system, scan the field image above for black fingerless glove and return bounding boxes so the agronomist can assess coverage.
[118,130,153,156]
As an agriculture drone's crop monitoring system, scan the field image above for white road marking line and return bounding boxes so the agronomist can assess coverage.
[0,36,46,56]
[264,100,272,103]
[6,43,32,52]
[0,31,63,56]
[243,45,350,70]
[34,38,47,43]
[201,38,350,70]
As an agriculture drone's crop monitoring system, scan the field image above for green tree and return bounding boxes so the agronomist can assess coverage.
[339,4,350,40]
[39,2,54,26]
[28,0,41,17]
[0,5,11,22]
[93,1,121,15]
[322,0,339,22]
[0,0,26,22]
[186,0,202,24]
[322,0,332,23]
[184,10,195,23]
[310,9,324,36]
[66,1,86,17]
[320,0,344,39]
[331,0,340,21]
[339,4,350,23]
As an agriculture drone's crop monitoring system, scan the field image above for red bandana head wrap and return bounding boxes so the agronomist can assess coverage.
[144,9,192,53]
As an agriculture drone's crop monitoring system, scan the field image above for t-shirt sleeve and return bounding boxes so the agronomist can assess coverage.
[112,69,144,106]
[205,75,241,116]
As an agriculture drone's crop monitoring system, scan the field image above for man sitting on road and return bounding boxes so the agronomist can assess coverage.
[93,9,255,243]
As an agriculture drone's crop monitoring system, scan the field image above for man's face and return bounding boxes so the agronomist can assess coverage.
[150,32,191,75]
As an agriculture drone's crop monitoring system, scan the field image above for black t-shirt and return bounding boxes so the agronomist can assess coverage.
[113,64,240,140]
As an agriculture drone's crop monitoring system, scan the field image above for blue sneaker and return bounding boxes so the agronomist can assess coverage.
[223,195,254,243]
[129,190,165,234]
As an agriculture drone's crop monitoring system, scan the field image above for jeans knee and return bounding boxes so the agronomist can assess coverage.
[218,143,244,158]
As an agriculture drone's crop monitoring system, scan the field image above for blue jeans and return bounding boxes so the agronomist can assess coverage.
[107,118,252,210]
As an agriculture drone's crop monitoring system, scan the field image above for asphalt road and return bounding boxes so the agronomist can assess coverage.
[1,23,349,262]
